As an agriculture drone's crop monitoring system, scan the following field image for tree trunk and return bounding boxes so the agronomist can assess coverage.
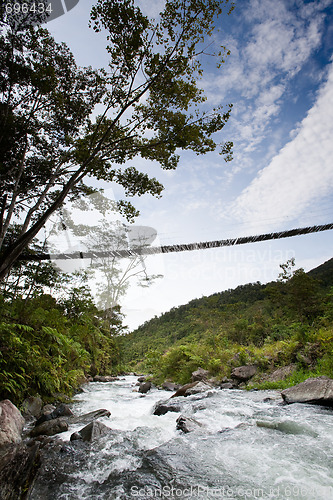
[0,170,83,281]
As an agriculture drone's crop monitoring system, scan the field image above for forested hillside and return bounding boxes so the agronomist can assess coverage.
[1,257,332,405]
[119,258,333,386]
[308,257,333,287]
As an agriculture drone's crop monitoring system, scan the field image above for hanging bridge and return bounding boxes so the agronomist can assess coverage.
[17,222,333,262]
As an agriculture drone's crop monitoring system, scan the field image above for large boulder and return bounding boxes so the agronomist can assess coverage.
[70,421,111,442]
[281,376,333,406]
[170,382,199,398]
[231,365,257,382]
[183,381,213,395]
[69,409,111,426]
[170,381,212,398]
[162,381,180,392]
[191,368,209,382]
[35,403,73,426]
[0,442,40,500]
[30,417,68,438]
[267,364,297,382]
[139,381,152,394]
[153,400,181,416]
[21,396,43,420]
[220,382,234,389]
[0,400,25,447]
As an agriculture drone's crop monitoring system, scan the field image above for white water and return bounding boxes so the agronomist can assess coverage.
[30,376,333,500]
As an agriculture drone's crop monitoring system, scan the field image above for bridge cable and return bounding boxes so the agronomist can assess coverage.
[17,222,333,262]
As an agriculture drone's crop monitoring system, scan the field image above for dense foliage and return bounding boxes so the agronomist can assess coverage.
[1,257,332,405]
[0,0,237,406]
[120,259,333,386]
[0,268,124,404]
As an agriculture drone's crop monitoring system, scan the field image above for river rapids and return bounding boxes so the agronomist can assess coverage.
[29,376,333,499]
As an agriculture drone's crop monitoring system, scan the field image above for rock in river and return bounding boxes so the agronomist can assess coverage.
[170,381,212,398]
[70,421,111,442]
[139,381,152,393]
[0,400,25,447]
[0,442,40,500]
[176,415,203,434]
[281,376,333,406]
[162,381,180,392]
[153,400,181,416]
[30,417,68,438]
[184,381,213,395]
[35,403,73,426]
[69,408,111,426]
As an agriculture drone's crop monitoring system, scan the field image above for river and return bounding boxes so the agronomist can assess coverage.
[29,376,333,499]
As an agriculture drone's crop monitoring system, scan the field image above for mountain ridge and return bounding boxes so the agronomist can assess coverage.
[119,257,333,381]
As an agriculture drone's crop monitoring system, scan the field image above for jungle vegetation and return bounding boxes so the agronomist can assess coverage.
[119,258,333,387]
[0,0,235,406]
[0,250,125,404]
[1,2,332,404]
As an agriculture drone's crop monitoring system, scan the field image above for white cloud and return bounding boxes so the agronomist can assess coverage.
[200,0,328,169]
[244,11,322,76]
[230,61,333,229]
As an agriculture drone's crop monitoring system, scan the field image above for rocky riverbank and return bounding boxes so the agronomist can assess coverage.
[0,397,114,499]
[1,372,333,499]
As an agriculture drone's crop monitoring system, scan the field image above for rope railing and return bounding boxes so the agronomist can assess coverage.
[17,222,333,262]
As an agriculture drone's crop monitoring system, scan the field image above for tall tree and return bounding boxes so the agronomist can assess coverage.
[0,0,234,280]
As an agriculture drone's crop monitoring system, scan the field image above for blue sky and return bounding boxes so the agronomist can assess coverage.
[48,0,333,329]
